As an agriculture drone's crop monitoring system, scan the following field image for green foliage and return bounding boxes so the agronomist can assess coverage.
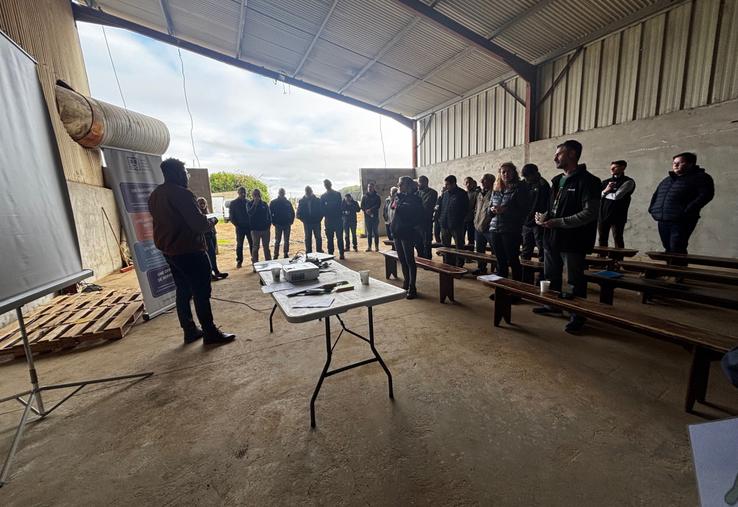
[209,172,270,200]
[339,184,361,197]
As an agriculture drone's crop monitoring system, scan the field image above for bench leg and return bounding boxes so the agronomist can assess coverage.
[384,256,397,279]
[685,347,712,412]
[522,267,533,285]
[599,284,614,305]
[439,273,455,303]
[493,287,511,326]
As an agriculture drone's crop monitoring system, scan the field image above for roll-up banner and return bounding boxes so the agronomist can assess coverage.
[102,148,175,319]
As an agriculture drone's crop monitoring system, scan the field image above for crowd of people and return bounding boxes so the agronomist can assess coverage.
[147,140,715,344]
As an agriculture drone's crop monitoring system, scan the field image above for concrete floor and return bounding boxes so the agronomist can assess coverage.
[1,240,736,505]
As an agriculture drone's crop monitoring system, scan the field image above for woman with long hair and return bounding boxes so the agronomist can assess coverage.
[487,163,530,281]
[197,197,228,281]
[391,176,424,299]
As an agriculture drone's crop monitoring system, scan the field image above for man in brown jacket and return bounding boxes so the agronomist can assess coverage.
[148,158,235,345]
[471,173,495,275]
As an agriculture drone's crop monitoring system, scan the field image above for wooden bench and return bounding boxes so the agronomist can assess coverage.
[620,261,738,286]
[592,246,638,261]
[585,270,738,309]
[435,247,544,284]
[383,239,443,249]
[647,251,738,270]
[481,278,736,414]
[381,250,466,303]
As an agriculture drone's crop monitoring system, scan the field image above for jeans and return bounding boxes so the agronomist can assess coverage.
[521,224,544,260]
[365,216,379,249]
[441,225,466,266]
[325,219,345,255]
[343,219,357,249]
[251,229,271,262]
[303,222,322,253]
[490,231,522,281]
[464,221,475,246]
[598,219,626,249]
[273,224,291,258]
[395,237,417,290]
[657,219,698,254]
[204,233,219,274]
[475,229,490,270]
[235,226,253,264]
[544,249,587,298]
[164,251,215,332]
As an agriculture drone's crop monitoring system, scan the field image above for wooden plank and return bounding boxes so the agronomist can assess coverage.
[621,261,738,285]
[647,251,738,269]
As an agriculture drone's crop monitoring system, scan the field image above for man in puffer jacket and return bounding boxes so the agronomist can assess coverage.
[438,175,469,266]
[648,152,714,254]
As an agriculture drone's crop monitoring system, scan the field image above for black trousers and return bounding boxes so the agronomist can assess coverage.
[235,226,253,264]
[490,231,523,281]
[521,224,544,260]
[303,222,323,253]
[395,237,417,290]
[464,221,475,246]
[657,219,698,254]
[417,219,433,259]
[204,233,220,274]
[433,220,441,243]
[544,249,587,298]
[343,219,357,249]
[385,222,394,242]
[165,251,216,332]
[475,229,490,269]
[365,216,379,249]
[441,225,466,266]
[598,219,626,249]
[325,219,344,255]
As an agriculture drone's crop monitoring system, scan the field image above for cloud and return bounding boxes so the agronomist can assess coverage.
[77,23,411,198]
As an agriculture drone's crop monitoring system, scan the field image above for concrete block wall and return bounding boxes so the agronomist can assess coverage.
[419,98,738,257]
[360,168,416,236]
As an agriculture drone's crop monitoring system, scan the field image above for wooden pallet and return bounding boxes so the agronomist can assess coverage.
[0,289,144,357]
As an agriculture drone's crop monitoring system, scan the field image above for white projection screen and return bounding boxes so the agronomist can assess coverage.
[0,31,88,314]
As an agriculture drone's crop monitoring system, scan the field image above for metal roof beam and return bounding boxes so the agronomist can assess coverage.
[235,0,248,60]
[157,0,175,36]
[72,4,414,128]
[292,0,339,78]
[390,0,535,81]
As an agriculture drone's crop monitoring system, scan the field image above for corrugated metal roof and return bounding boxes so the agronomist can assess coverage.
[83,0,676,119]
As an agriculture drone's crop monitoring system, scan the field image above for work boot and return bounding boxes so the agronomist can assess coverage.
[183,326,204,344]
[203,328,236,345]
[353,246,358,252]
[471,268,487,276]
[565,314,587,335]
[406,287,418,300]
[374,246,379,252]
[532,305,562,315]
[365,247,372,252]
[339,254,345,260]
[236,261,242,268]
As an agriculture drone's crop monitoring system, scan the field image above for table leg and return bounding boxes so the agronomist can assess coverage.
[368,306,393,399]
[310,316,333,428]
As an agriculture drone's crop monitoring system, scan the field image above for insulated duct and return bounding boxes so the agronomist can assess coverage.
[54,82,170,155]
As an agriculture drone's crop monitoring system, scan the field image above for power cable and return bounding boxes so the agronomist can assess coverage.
[177,47,201,168]
[379,116,387,167]
[101,26,127,109]
[210,296,272,312]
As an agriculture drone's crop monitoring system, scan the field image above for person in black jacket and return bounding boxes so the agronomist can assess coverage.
[197,197,228,281]
[296,186,324,253]
[417,175,438,259]
[392,176,424,299]
[648,152,714,255]
[438,175,469,266]
[321,179,345,259]
[521,164,550,261]
[534,140,601,334]
[487,163,529,282]
[360,182,381,251]
[598,160,635,249]
[228,186,253,269]
[269,187,295,259]
[341,193,361,252]
[247,189,272,263]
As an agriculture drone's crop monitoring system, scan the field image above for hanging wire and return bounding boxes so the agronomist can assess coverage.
[379,116,387,168]
[177,47,201,168]
[101,26,127,109]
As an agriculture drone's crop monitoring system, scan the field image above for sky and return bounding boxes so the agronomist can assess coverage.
[77,23,412,198]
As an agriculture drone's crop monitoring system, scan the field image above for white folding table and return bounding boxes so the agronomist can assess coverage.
[257,259,406,426]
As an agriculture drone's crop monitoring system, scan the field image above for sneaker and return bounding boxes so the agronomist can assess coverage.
[203,328,236,345]
[532,305,562,315]
[183,327,204,344]
[565,315,587,334]
[217,272,229,279]
[236,261,242,269]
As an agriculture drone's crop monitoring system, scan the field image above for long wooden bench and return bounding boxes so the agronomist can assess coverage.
[481,278,736,414]
[585,270,738,309]
[647,251,738,270]
[620,261,738,286]
[383,239,444,249]
[435,247,544,284]
[381,250,466,303]
[592,246,638,261]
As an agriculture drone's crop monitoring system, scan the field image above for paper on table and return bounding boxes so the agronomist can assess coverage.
[254,261,282,272]
[477,274,503,282]
[261,281,296,294]
[290,295,335,309]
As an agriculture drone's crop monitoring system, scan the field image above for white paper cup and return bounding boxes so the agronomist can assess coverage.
[271,266,281,281]
[540,280,551,295]
[359,270,370,285]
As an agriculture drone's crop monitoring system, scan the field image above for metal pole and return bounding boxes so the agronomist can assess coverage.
[16,307,44,415]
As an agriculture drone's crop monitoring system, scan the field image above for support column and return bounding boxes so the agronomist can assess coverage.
[411,120,418,168]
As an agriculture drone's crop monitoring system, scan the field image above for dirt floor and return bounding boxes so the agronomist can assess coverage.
[1,222,736,505]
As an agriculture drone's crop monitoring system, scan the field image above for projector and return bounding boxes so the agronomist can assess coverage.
[282,263,320,282]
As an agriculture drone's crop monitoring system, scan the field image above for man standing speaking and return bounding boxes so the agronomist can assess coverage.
[148,158,235,345]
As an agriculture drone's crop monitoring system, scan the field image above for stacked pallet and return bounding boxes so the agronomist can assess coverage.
[0,289,144,357]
